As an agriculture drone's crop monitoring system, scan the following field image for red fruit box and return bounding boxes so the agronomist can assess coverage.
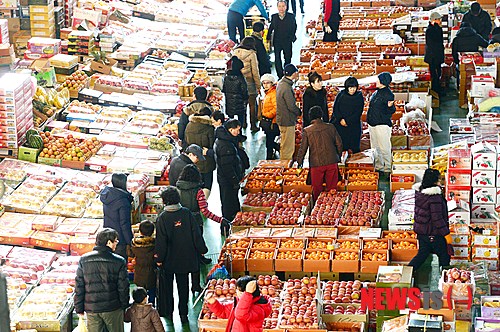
[29,231,71,252]
[70,236,96,256]
[390,174,415,192]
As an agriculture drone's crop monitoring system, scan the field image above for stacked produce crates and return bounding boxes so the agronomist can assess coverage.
[29,0,56,38]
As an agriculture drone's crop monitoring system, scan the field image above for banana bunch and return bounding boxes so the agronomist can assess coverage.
[483,301,500,308]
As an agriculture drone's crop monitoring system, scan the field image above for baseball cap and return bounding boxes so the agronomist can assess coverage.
[284,64,298,76]
[185,144,206,161]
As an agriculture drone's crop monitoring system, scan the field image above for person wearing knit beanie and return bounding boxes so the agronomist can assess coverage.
[366,72,396,176]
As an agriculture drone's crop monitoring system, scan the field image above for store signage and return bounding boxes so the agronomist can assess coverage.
[360,286,473,311]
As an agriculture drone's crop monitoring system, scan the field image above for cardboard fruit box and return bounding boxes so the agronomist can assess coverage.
[331,249,359,273]
[218,247,247,272]
[274,248,303,272]
[246,248,274,272]
[360,249,388,273]
[303,249,331,272]
[391,238,418,262]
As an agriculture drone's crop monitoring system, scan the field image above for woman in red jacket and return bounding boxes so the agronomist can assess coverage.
[205,276,272,332]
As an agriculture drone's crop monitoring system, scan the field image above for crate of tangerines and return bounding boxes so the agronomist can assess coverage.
[360,240,389,273]
[218,238,250,272]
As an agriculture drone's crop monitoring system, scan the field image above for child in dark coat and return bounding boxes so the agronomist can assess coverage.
[128,220,157,306]
[125,287,165,332]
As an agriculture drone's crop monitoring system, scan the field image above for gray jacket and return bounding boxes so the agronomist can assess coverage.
[276,77,301,127]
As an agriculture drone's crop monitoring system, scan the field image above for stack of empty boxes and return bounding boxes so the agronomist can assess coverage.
[29,0,56,38]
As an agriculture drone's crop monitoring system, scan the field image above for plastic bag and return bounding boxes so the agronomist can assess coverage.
[405,94,426,111]
[205,264,230,282]
[76,316,88,332]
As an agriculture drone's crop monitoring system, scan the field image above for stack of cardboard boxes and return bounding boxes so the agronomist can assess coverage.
[29,0,55,38]
[0,19,15,66]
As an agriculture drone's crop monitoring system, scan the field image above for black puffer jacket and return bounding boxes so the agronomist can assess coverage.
[366,87,396,127]
[302,86,328,127]
[100,187,133,245]
[177,179,201,213]
[251,32,271,75]
[214,126,243,186]
[222,70,249,117]
[463,9,492,41]
[168,154,193,187]
[75,246,129,314]
[451,27,489,63]
[412,183,450,237]
[155,205,208,274]
[424,22,444,65]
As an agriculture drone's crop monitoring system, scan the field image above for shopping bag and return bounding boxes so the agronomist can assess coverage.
[76,316,88,332]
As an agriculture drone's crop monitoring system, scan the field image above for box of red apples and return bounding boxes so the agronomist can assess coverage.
[390,174,415,192]
[439,268,475,301]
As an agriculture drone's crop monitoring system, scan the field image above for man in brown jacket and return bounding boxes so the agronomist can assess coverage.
[296,106,343,200]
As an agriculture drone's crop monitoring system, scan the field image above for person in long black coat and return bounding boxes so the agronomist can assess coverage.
[425,12,445,95]
[462,2,492,41]
[323,0,341,42]
[331,76,364,153]
[302,71,328,127]
[222,56,248,126]
[155,186,208,324]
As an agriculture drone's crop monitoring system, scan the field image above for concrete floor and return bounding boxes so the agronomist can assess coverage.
[136,1,466,330]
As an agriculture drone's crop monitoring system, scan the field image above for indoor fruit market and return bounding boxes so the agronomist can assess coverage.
[0,0,499,331]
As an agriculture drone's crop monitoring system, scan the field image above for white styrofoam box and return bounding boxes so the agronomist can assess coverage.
[472,234,499,247]
[470,75,495,98]
[448,209,470,225]
[471,142,497,170]
[451,234,469,246]
[472,187,496,204]
[388,208,414,225]
[388,224,414,231]
[453,246,470,258]
[472,170,496,187]
[472,246,499,259]
[471,204,497,219]
[450,258,470,266]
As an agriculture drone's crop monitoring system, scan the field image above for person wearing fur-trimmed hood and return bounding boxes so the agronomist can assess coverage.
[409,169,452,271]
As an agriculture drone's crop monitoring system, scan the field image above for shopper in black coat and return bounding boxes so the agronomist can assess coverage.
[100,173,133,261]
[409,169,452,270]
[302,71,328,127]
[425,12,445,95]
[168,144,205,186]
[155,187,208,324]
[451,22,489,64]
[366,72,396,174]
[323,0,341,42]
[462,2,492,41]
[178,86,212,148]
[223,56,248,125]
[252,22,272,76]
[331,76,364,153]
[75,228,129,332]
[267,0,297,78]
[214,119,244,220]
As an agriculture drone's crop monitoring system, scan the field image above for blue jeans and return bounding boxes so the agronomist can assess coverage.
[227,10,245,43]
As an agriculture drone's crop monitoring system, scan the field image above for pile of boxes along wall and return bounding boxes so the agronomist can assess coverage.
[0,74,35,154]
[0,19,15,66]
[447,142,500,271]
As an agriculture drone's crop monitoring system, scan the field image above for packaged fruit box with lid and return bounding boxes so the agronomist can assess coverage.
[439,268,475,301]
[232,211,266,227]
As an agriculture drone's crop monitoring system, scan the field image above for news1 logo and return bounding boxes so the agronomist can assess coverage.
[360,286,473,311]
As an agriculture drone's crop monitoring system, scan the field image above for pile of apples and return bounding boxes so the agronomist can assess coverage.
[268,191,310,225]
[295,117,303,145]
[280,277,319,328]
[212,39,235,53]
[323,280,362,303]
[337,53,354,61]
[324,304,366,315]
[38,132,101,161]
[232,211,266,226]
[392,125,405,136]
[444,268,471,284]
[384,46,411,54]
[343,191,383,222]
[62,70,89,91]
[406,120,429,136]
[243,192,278,207]
[257,274,282,288]
[305,190,348,225]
